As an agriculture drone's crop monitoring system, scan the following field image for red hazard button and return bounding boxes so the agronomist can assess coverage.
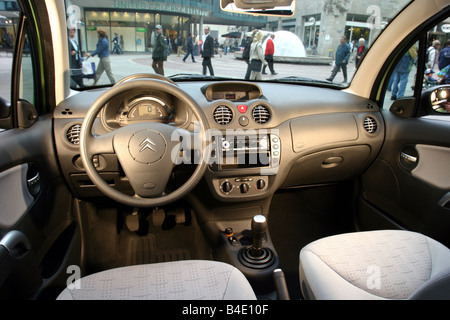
[237,105,248,113]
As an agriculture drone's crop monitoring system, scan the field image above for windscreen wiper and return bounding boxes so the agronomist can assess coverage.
[244,9,293,15]
[270,76,346,86]
[168,73,234,81]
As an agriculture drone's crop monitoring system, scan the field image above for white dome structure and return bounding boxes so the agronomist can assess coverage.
[262,30,306,58]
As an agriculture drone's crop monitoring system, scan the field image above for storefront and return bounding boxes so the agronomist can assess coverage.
[65,0,211,53]
[0,0,19,49]
[83,9,191,53]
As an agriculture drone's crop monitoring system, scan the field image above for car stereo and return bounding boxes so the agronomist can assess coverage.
[209,133,280,171]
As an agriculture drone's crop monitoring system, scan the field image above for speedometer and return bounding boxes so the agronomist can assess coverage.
[125,96,171,122]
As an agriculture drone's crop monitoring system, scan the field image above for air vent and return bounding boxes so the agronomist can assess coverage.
[213,105,233,125]
[67,124,82,145]
[252,105,270,124]
[363,116,378,134]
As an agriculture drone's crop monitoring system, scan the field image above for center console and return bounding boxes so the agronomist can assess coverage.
[207,131,281,200]
[213,215,281,294]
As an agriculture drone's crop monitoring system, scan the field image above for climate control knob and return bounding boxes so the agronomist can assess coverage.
[221,181,233,193]
[256,179,266,190]
[240,183,250,194]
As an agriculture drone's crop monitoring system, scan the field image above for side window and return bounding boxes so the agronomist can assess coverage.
[383,42,419,109]
[19,26,35,105]
[0,20,18,103]
[424,18,450,114]
[383,15,450,112]
[0,12,39,129]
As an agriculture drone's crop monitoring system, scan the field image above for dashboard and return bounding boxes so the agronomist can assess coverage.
[53,81,385,203]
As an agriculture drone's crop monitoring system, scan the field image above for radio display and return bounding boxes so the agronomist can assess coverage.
[211,91,249,101]
[218,135,271,169]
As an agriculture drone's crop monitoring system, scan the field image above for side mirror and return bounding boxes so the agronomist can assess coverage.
[17,99,38,128]
[0,96,11,118]
[221,0,295,16]
[425,85,450,114]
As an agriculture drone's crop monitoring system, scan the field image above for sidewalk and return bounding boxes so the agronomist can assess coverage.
[0,51,358,98]
[91,52,357,86]
[0,56,12,99]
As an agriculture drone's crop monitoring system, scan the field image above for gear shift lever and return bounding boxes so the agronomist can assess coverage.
[238,214,275,270]
[250,215,267,257]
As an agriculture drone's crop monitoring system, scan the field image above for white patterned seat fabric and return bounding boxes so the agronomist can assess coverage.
[57,260,256,300]
[299,230,450,300]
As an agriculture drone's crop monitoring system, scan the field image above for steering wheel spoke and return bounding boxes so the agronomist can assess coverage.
[84,131,115,155]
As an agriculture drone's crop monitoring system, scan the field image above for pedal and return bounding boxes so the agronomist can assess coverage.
[152,208,165,227]
[167,207,186,224]
[126,207,140,232]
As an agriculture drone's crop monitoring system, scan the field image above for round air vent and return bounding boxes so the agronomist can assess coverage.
[252,105,270,124]
[67,124,82,145]
[363,116,378,134]
[213,105,233,125]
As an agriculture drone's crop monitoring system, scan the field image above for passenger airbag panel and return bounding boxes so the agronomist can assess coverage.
[290,114,358,153]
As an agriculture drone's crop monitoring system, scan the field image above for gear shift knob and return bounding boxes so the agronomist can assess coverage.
[251,215,267,257]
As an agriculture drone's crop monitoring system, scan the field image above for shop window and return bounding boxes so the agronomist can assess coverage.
[111,11,135,52]
[85,11,110,52]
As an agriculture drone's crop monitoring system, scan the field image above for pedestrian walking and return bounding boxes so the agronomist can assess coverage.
[86,29,115,85]
[183,33,196,63]
[355,38,368,69]
[214,38,222,57]
[391,45,417,100]
[68,28,84,88]
[194,34,199,56]
[223,38,229,55]
[326,36,351,83]
[439,39,450,70]
[111,33,122,54]
[177,36,185,57]
[166,37,172,56]
[262,34,277,75]
[426,40,440,70]
[249,31,267,80]
[202,26,215,76]
[152,25,167,76]
[243,30,258,80]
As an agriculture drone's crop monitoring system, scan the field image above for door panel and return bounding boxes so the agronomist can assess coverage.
[0,116,79,299]
[358,110,450,247]
[412,144,450,189]
[0,164,34,229]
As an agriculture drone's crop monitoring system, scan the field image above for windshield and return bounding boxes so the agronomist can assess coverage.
[65,0,412,89]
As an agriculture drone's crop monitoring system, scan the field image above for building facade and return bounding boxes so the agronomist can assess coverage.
[267,0,412,57]
[67,0,267,53]
[0,0,19,48]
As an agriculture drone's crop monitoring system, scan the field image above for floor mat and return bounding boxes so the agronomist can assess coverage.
[124,234,191,266]
[83,201,212,275]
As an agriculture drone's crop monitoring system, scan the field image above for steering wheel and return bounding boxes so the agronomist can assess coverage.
[114,73,177,86]
[79,79,210,207]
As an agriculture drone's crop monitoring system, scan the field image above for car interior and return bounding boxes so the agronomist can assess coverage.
[0,0,450,304]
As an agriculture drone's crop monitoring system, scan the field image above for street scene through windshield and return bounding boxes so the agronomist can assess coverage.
[62,0,413,88]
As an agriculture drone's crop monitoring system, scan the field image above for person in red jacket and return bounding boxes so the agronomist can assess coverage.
[262,34,277,75]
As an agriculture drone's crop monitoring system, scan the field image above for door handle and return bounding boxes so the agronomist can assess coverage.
[0,230,31,257]
[400,152,417,163]
[439,192,450,209]
[26,163,41,197]
[27,172,40,187]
